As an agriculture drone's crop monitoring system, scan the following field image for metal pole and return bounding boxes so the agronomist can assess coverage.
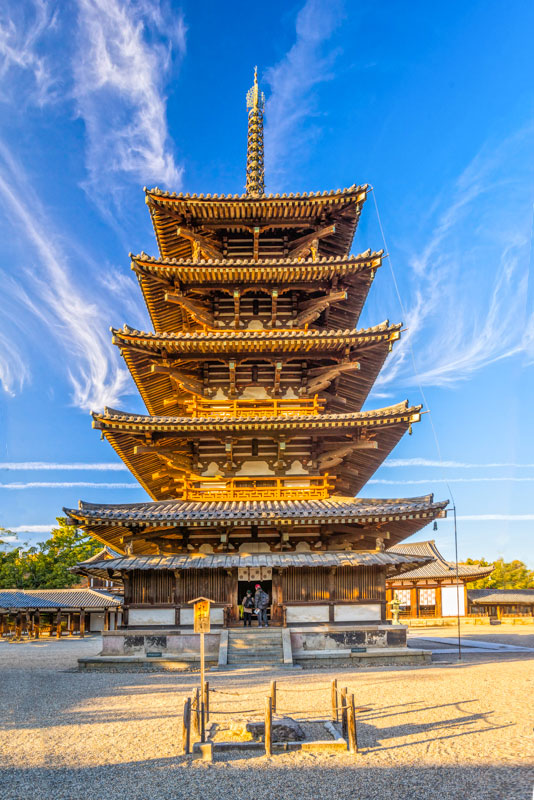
[200,632,205,742]
[453,505,462,661]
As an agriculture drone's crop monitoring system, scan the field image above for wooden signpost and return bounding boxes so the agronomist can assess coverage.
[189,597,213,744]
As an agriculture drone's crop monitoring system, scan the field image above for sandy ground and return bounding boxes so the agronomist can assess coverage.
[1,631,533,800]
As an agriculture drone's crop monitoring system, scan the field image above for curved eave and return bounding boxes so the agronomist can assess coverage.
[65,495,449,555]
[112,323,401,417]
[145,185,368,261]
[91,402,423,501]
[111,321,401,352]
[132,251,383,335]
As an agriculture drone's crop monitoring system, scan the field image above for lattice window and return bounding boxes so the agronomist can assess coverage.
[419,588,436,606]
[394,589,411,606]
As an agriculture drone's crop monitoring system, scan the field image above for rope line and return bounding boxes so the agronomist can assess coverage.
[371,187,463,659]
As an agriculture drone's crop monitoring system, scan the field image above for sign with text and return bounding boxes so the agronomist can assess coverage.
[193,599,211,633]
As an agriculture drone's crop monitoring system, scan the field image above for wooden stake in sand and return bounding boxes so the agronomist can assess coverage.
[331,678,338,722]
[182,697,191,755]
[347,694,357,754]
[265,696,272,757]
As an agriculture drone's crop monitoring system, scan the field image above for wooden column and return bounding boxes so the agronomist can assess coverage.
[15,611,22,641]
[104,609,110,631]
[328,568,336,623]
[25,610,30,637]
[56,610,62,638]
[80,610,85,638]
[435,583,442,618]
[385,587,393,619]
[463,584,468,617]
[34,610,40,639]
[271,568,283,625]
[410,586,418,619]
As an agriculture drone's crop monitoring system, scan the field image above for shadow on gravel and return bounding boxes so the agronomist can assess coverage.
[1,762,532,800]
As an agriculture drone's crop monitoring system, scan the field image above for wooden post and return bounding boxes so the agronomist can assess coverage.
[182,697,191,755]
[435,583,442,618]
[331,678,338,722]
[191,688,200,739]
[265,696,272,757]
[347,694,357,753]
[340,686,348,739]
[80,610,85,638]
[410,586,418,619]
[56,611,62,638]
[34,610,40,640]
[203,680,209,723]
[15,611,22,641]
[104,609,110,631]
[29,612,35,639]
[25,611,30,638]
[270,680,277,713]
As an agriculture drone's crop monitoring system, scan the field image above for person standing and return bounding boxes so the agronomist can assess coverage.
[254,583,269,627]
[242,589,254,626]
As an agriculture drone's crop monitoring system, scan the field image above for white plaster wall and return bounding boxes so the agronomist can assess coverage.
[334,604,381,622]
[286,605,329,623]
[180,607,224,626]
[90,612,104,632]
[128,608,175,626]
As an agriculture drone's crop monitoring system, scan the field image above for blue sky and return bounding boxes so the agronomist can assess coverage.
[0,0,533,565]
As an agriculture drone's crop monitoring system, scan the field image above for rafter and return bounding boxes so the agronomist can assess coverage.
[293,290,348,327]
[164,291,215,327]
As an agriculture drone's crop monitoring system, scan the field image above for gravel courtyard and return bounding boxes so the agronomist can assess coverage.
[1,630,533,800]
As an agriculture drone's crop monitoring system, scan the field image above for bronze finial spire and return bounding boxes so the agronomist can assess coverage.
[245,66,265,197]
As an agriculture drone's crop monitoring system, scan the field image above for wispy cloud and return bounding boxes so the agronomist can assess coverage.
[0,482,139,489]
[455,514,534,522]
[0,331,29,396]
[73,0,186,205]
[4,524,53,533]
[0,0,58,107]
[264,0,343,186]
[0,142,132,410]
[369,477,534,485]
[0,462,127,471]
[384,458,534,469]
[376,125,534,389]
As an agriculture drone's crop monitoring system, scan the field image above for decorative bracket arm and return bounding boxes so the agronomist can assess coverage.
[293,290,348,327]
[303,361,360,394]
[164,291,215,327]
[288,224,336,259]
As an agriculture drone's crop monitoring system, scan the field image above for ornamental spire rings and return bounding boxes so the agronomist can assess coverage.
[246,66,265,198]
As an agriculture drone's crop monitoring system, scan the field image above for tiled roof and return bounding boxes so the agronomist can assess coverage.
[66,494,448,525]
[74,549,432,577]
[131,250,382,270]
[146,185,367,202]
[94,400,422,430]
[112,320,400,348]
[388,540,494,581]
[468,589,534,604]
[0,589,121,610]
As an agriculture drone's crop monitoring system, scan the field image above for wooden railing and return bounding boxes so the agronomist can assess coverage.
[175,474,334,501]
[184,396,324,419]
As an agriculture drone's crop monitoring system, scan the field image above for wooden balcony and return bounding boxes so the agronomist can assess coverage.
[171,474,334,501]
[184,396,324,419]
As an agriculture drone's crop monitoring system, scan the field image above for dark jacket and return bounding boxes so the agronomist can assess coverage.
[242,594,254,611]
[254,589,269,609]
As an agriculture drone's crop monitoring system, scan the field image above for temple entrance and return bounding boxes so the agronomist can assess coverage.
[236,580,272,627]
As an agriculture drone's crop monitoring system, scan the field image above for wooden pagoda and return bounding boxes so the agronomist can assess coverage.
[67,70,447,631]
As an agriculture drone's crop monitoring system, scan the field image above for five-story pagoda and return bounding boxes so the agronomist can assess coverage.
[68,71,447,643]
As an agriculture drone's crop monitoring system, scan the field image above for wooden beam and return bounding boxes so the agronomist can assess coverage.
[293,290,348,327]
[150,364,204,395]
[288,224,336,258]
[176,226,222,260]
[164,291,215,327]
[303,361,360,394]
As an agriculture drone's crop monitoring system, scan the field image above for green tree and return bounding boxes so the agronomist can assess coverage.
[0,519,101,589]
[464,558,534,589]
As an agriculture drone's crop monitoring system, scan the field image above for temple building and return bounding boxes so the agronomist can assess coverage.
[67,71,447,664]
[385,541,493,619]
